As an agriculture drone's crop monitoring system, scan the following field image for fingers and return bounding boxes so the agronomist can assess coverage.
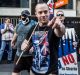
[52,23,58,29]
[29,47,34,53]
[21,39,29,51]
[48,17,61,29]
[48,17,56,27]
[21,43,28,51]
[11,42,15,48]
[52,20,61,29]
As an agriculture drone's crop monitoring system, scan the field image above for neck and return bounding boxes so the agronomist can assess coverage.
[38,22,48,27]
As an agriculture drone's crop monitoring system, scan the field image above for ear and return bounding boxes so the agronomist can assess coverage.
[35,12,37,17]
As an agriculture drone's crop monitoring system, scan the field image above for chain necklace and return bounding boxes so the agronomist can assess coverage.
[36,24,49,42]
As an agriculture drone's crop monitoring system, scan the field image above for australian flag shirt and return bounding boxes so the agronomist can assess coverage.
[30,25,60,75]
[31,25,51,74]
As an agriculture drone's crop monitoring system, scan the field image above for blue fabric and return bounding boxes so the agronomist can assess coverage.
[0,40,12,61]
[1,24,5,29]
[58,31,77,57]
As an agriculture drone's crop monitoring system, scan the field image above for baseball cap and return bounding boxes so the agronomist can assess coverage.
[21,10,30,17]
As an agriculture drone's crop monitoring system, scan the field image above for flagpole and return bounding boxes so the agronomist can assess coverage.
[51,0,54,19]
[51,0,54,20]
[16,23,38,65]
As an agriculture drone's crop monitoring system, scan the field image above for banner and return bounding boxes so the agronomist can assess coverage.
[58,28,78,75]
[47,0,68,9]
[54,0,68,8]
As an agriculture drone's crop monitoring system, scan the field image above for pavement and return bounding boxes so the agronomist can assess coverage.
[0,62,80,75]
[78,62,80,75]
[0,63,30,75]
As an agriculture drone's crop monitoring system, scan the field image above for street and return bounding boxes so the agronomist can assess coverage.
[0,62,80,75]
[0,63,29,75]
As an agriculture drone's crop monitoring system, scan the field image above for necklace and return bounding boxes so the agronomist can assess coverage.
[36,24,48,41]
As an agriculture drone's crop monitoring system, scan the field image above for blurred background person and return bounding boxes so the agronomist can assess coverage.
[56,10,78,48]
[56,10,65,23]
[0,18,14,64]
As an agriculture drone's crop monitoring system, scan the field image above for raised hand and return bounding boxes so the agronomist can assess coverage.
[48,17,62,29]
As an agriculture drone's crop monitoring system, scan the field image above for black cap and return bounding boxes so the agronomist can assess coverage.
[21,10,30,16]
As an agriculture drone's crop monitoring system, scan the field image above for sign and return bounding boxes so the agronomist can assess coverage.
[54,0,68,8]
[58,53,78,75]
[58,28,78,75]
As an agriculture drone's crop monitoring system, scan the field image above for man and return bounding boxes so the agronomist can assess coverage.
[56,10,65,23]
[56,10,78,48]
[0,18,14,63]
[11,10,36,75]
[21,3,65,75]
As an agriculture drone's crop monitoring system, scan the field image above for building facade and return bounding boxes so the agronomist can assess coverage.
[54,0,76,17]
[77,0,80,16]
[0,0,78,17]
[0,0,32,16]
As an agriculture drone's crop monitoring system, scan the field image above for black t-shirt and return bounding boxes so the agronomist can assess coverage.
[28,25,60,75]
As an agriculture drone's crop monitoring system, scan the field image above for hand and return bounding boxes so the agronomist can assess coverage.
[6,23,10,26]
[6,25,9,31]
[21,39,29,51]
[29,47,34,53]
[7,27,9,30]
[48,17,62,29]
[11,41,15,48]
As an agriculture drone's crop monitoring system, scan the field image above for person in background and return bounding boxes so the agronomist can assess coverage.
[11,10,36,75]
[56,10,65,23]
[0,18,14,64]
[56,10,78,48]
[21,3,65,75]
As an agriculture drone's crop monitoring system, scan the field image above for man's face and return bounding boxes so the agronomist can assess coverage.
[56,11,65,22]
[35,4,49,25]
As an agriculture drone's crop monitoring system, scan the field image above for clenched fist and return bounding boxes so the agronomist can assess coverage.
[21,39,30,51]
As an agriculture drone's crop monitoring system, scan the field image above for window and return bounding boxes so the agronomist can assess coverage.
[0,0,29,8]
[42,0,73,9]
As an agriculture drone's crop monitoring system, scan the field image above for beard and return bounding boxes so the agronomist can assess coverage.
[41,21,48,27]
[41,20,48,24]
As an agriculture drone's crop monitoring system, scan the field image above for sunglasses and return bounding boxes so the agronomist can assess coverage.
[57,14,64,16]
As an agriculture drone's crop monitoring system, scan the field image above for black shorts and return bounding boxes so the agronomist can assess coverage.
[13,55,33,73]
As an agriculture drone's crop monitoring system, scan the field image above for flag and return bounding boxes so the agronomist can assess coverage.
[47,0,54,20]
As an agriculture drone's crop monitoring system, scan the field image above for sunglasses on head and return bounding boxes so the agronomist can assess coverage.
[57,14,64,16]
